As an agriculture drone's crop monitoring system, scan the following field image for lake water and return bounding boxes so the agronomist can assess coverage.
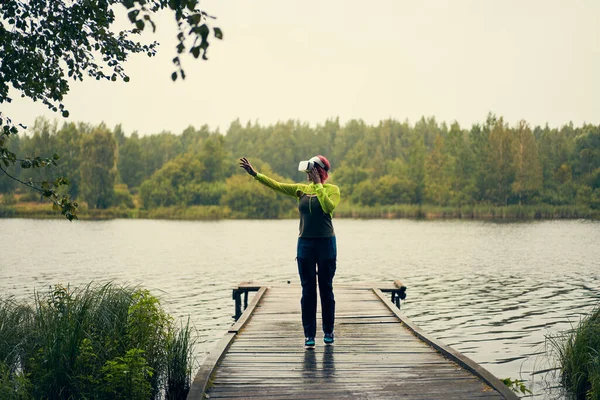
[1,218,599,398]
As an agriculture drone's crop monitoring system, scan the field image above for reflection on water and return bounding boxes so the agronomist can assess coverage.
[1,218,599,399]
[322,345,335,379]
[302,349,317,382]
[301,346,335,384]
[301,346,335,383]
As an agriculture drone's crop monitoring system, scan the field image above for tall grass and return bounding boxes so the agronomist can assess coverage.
[548,304,600,400]
[2,201,599,220]
[0,283,196,399]
[165,318,194,400]
[0,297,33,399]
[334,203,600,220]
[145,205,231,220]
[0,297,31,369]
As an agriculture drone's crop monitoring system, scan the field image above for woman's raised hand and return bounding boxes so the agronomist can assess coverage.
[308,168,321,184]
[239,157,257,177]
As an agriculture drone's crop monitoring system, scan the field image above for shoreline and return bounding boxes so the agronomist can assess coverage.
[1,203,598,221]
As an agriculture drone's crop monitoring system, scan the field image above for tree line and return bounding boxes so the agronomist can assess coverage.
[1,114,599,218]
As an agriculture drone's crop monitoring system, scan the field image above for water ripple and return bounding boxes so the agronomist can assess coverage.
[1,218,599,399]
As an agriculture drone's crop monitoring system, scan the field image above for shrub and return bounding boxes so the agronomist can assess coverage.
[101,348,153,400]
[0,361,32,400]
[0,283,196,399]
[178,182,226,206]
[113,184,135,209]
[1,193,17,205]
[221,174,295,218]
[17,190,43,203]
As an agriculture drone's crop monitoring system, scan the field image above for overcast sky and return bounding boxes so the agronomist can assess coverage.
[5,0,600,135]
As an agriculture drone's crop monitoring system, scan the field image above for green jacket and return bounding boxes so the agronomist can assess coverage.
[254,173,341,215]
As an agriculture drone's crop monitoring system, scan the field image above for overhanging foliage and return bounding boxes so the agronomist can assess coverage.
[0,0,223,219]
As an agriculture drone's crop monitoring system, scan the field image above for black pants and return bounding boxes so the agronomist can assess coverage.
[297,237,337,338]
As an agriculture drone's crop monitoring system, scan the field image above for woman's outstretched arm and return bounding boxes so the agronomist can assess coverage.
[239,157,301,198]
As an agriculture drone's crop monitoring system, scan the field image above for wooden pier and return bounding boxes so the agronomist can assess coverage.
[188,282,518,400]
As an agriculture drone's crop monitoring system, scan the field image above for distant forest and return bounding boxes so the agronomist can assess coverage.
[1,114,599,218]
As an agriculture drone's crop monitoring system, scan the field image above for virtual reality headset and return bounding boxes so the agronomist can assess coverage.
[298,156,327,172]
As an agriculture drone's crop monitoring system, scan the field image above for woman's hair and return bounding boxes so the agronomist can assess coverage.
[316,155,331,183]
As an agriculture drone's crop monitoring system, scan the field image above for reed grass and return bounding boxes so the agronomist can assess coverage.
[0,282,196,399]
[2,202,598,220]
[0,297,32,368]
[145,205,231,220]
[548,304,600,400]
[334,203,600,220]
[165,318,195,400]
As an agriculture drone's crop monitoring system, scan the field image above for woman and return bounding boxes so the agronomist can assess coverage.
[239,156,340,349]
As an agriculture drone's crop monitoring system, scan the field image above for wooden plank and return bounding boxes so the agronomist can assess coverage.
[191,283,513,400]
[394,279,405,288]
[372,288,518,400]
[236,281,405,291]
[188,287,268,399]
[206,392,500,400]
[229,287,267,333]
[206,379,502,396]
[187,332,235,400]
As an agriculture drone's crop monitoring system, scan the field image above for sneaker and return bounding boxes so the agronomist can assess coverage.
[324,333,334,345]
[304,337,315,349]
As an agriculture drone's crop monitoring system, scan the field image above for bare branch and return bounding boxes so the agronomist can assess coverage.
[0,165,43,193]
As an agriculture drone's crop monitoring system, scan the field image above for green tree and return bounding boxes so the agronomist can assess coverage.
[224,120,261,171]
[264,122,296,178]
[536,123,578,204]
[351,180,378,206]
[221,173,294,218]
[1,0,222,117]
[376,175,415,204]
[140,133,183,180]
[444,122,475,206]
[118,133,145,189]
[331,161,371,197]
[114,124,127,149]
[554,164,573,184]
[57,123,84,198]
[0,132,18,194]
[424,135,451,206]
[313,118,340,166]
[139,152,205,208]
[9,118,57,199]
[469,117,492,202]
[5,113,600,215]
[180,125,210,152]
[79,127,117,209]
[486,118,514,205]
[178,182,226,206]
[200,134,233,182]
[574,126,600,181]
[332,120,369,164]
[511,120,542,204]
[407,131,426,204]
